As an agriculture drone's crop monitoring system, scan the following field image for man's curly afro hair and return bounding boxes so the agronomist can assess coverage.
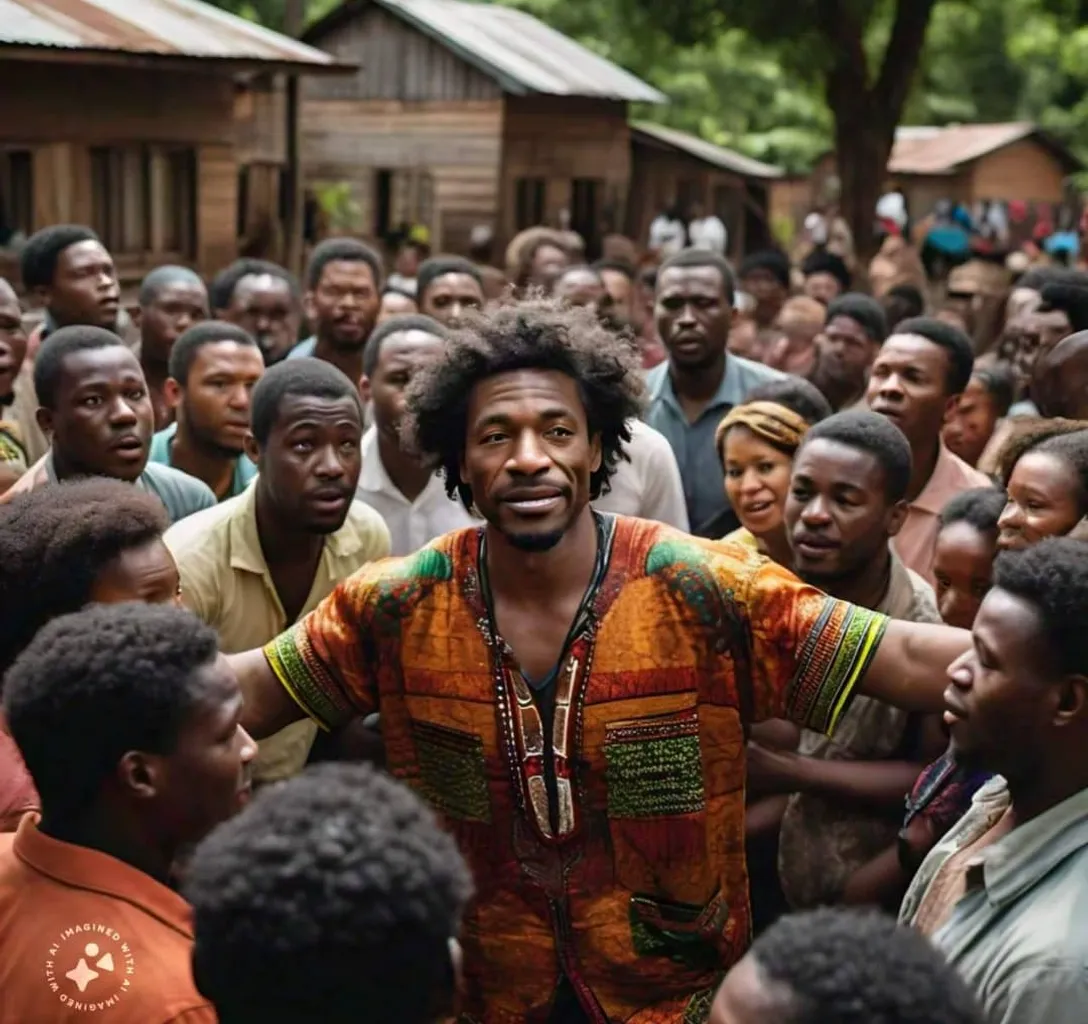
[403,299,645,509]
[3,603,220,822]
[742,907,984,1023]
[0,478,169,675]
[185,762,473,1024]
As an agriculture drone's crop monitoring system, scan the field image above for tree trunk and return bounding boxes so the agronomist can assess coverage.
[283,0,305,36]
[833,105,895,268]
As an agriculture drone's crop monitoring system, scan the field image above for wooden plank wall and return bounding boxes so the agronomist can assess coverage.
[302,98,503,252]
[305,7,502,102]
[499,96,631,254]
[969,141,1067,203]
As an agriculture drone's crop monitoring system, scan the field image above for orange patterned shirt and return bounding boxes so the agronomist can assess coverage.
[264,515,887,1024]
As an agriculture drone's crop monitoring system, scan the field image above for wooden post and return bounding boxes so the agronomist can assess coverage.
[284,73,303,276]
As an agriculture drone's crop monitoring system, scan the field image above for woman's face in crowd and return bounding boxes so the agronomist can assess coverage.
[723,427,793,540]
[933,522,997,630]
[997,451,1083,551]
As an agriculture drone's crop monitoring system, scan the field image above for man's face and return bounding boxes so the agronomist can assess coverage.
[377,290,418,323]
[224,274,299,364]
[1018,308,1073,379]
[866,333,955,450]
[40,346,154,482]
[655,266,731,371]
[786,438,904,583]
[554,269,612,319]
[47,240,120,330]
[420,273,484,327]
[528,244,570,292]
[803,272,842,307]
[173,340,264,457]
[941,376,998,468]
[89,538,183,607]
[305,260,379,351]
[944,587,1064,780]
[460,368,600,552]
[0,285,28,404]
[599,269,636,328]
[140,282,209,366]
[933,522,994,631]
[248,393,362,534]
[739,268,786,324]
[815,315,875,393]
[997,451,1083,552]
[148,655,257,847]
[361,330,445,444]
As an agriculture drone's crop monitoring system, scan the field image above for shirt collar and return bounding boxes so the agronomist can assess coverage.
[978,784,1088,906]
[359,426,391,495]
[911,443,967,515]
[648,354,749,416]
[12,815,194,939]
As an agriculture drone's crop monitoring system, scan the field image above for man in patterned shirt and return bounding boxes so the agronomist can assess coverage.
[230,300,969,1024]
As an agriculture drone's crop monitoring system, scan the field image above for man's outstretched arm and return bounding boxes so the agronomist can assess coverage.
[858,620,970,712]
[230,648,307,739]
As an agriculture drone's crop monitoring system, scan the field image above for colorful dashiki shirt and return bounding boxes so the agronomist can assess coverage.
[264,513,888,1024]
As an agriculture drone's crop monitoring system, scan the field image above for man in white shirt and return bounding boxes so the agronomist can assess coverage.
[357,315,476,555]
[648,205,687,258]
[688,201,728,256]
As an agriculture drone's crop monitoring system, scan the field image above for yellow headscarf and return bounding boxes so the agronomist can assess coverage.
[714,401,810,459]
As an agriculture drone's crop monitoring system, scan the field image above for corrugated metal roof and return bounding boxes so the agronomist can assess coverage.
[308,0,665,102]
[0,0,342,69]
[632,121,782,180]
[889,122,1054,175]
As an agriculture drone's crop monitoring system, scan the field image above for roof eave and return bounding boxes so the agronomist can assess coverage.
[0,42,356,75]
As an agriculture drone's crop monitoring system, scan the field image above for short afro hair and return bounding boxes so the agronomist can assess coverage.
[938,486,1007,537]
[305,237,383,292]
[658,249,736,304]
[186,763,473,1024]
[800,249,851,293]
[970,365,1014,417]
[1038,281,1088,334]
[20,224,101,290]
[0,479,169,675]
[592,258,636,281]
[210,259,300,311]
[4,602,219,821]
[34,324,129,409]
[744,907,984,1024]
[745,377,833,427]
[138,264,206,307]
[416,256,483,305]
[881,283,926,329]
[362,314,447,378]
[167,321,260,384]
[994,538,1088,678]
[799,409,913,502]
[827,293,889,344]
[738,249,791,290]
[889,315,975,394]
[404,299,644,508]
[249,357,364,447]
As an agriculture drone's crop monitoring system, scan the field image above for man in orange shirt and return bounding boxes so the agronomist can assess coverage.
[0,602,256,1024]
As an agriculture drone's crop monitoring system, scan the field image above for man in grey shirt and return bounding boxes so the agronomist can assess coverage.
[644,249,783,537]
[900,538,1088,1024]
[0,325,215,523]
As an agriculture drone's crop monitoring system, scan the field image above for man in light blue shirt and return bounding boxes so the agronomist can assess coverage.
[147,322,263,502]
[901,538,1088,1024]
[644,249,783,536]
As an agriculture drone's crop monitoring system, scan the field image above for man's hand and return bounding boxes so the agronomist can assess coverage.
[746,741,805,796]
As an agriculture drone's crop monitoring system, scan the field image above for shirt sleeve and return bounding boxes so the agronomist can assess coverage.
[636,427,690,532]
[262,569,381,731]
[739,556,888,733]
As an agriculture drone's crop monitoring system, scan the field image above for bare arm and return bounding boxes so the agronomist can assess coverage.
[230,649,308,740]
[842,845,908,911]
[858,620,970,712]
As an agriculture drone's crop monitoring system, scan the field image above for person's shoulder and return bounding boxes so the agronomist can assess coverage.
[623,418,675,460]
[143,461,216,502]
[335,499,393,558]
[643,361,669,396]
[286,337,316,360]
[147,424,177,466]
[163,490,244,553]
[350,526,475,586]
[731,353,787,387]
[637,519,765,583]
[943,446,992,489]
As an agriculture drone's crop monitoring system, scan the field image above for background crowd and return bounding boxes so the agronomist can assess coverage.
[0,216,1087,1024]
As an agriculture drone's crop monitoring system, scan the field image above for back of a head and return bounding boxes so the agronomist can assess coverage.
[827,293,889,344]
[800,249,851,292]
[881,283,926,329]
[20,224,99,290]
[801,409,913,503]
[738,249,791,289]
[138,264,205,308]
[249,356,363,447]
[363,313,448,378]
[416,255,482,304]
[779,295,827,328]
[938,486,1007,536]
[1033,329,1088,418]
[33,324,125,409]
[185,762,473,1024]
[744,907,984,1024]
[3,603,218,823]
[746,377,833,427]
[1039,281,1088,333]
[890,315,974,395]
[0,478,169,674]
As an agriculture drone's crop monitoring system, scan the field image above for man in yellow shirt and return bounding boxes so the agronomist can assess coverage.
[165,358,390,783]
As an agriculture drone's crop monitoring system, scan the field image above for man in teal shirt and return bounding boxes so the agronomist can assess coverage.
[148,322,264,501]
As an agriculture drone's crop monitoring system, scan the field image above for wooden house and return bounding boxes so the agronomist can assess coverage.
[0,0,347,288]
[627,121,782,259]
[301,0,664,258]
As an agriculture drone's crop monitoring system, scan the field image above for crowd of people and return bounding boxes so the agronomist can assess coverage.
[0,218,1086,1024]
